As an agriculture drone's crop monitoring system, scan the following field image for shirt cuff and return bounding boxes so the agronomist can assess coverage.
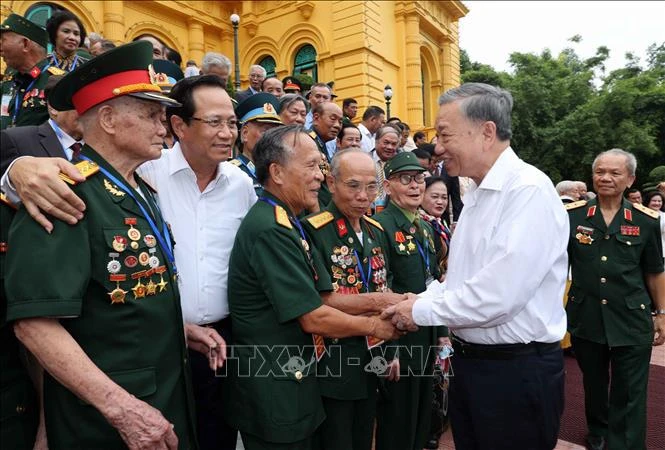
[1,156,28,205]
[413,297,434,326]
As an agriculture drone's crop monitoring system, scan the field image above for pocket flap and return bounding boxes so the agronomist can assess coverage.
[79,367,156,405]
[615,234,642,246]
[625,291,650,311]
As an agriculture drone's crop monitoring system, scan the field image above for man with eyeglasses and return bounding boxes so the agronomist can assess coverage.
[302,148,393,450]
[236,64,266,103]
[373,151,447,450]
[2,73,256,450]
[230,93,283,195]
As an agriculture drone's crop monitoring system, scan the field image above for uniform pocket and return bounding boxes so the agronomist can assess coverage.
[78,367,156,405]
[614,234,642,262]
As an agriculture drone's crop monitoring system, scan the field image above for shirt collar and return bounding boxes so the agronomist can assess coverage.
[48,119,78,153]
[167,141,226,184]
[477,146,518,192]
[358,123,372,137]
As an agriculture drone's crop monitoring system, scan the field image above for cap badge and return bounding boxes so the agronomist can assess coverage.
[263,103,275,114]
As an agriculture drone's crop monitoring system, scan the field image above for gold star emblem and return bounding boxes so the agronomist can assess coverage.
[157,277,168,292]
[146,280,157,296]
[108,287,128,304]
[132,280,146,299]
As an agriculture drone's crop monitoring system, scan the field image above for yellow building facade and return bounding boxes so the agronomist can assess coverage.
[2,1,467,133]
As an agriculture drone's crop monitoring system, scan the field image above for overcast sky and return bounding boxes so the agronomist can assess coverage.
[459,1,665,74]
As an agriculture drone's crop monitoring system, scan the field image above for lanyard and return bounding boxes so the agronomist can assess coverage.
[237,154,257,179]
[353,249,372,293]
[79,155,177,274]
[414,237,430,276]
[52,53,79,71]
[259,196,307,240]
[12,62,51,125]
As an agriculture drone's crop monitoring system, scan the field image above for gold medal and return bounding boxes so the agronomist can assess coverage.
[575,232,593,245]
[127,227,141,241]
[138,252,150,266]
[146,279,157,296]
[132,280,146,299]
[340,246,349,256]
[407,242,416,251]
[109,286,127,304]
[155,266,168,292]
[130,241,139,250]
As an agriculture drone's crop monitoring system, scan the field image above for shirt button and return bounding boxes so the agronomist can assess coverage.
[604,235,610,240]
[294,370,303,381]
[640,304,645,310]
[601,299,608,305]
[16,405,25,414]
[626,241,632,246]
[600,277,607,283]
[601,256,608,262]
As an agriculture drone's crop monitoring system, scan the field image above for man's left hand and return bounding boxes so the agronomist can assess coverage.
[380,294,418,332]
[185,323,227,370]
[654,315,665,346]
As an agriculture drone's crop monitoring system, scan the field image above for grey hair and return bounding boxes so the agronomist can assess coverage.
[438,82,513,141]
[249,64,267,77]
[375,125,400,141]
[279,94,309,113]
[555,180,577,196]
[254,125,307,184]
[592,148,637,176]
[330,148,370,178]
[202,52,231,72]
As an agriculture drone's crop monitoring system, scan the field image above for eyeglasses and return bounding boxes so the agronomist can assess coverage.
[249,73,265,79]
[341,180,379,195]
[190,117,239,129]
[391,173,426,185]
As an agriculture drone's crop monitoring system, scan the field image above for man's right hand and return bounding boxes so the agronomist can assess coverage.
[9,157,86,232]
[106,395,178,450]
[370,316,404,341]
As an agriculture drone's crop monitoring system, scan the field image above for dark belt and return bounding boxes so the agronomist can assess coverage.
[451,335,560,360]
[203,316,232,333]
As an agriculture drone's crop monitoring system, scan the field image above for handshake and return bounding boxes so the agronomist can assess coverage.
[368,292,419,341]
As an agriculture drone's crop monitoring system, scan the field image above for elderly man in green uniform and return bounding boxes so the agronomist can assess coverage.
[5,41,197,449]
[230,92,282,195]
[303,148,393,450]
[309,102,344,209]
[1,13,64,129]
[566,148,665,450]
[374,152,447,450]
[224,125,404,450]
[0,195,39,450]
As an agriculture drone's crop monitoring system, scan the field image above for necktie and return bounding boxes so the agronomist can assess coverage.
[70,142,82,161]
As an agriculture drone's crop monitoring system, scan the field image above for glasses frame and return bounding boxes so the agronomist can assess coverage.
[190,116,239,129]
[391,173,426,186]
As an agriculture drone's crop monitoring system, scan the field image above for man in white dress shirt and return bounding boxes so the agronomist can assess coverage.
[1,74,255,450]
[357,105,385,154]
[383,83,569,450]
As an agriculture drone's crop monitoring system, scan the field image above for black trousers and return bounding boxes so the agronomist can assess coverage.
[449,339,565,450]
[189,318,238,450]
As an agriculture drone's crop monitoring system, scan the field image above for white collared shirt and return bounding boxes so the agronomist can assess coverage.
[412,147,569,344]
[48,119,81,160]
[357,123,374,154]
[138,143,257,324]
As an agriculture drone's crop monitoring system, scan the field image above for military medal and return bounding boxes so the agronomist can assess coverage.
[107,259,121,274]
[398,243,406,252]
[125,218,141,241]
[130,241,140,250]
[124,255,138,268]
[112,235,127,252]
[108,274,128,304]
[340,246,349,256]
[145,279,157,296]
[409,226,416,234]
[155,266,168,292]
[144,235,157,248]
[620,225,639,236]
[138,251,150,266]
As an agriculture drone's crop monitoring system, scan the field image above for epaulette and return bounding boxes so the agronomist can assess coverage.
[308,130,318,140]
[229,159,241,167]
[564,200,587,211]
[362,215,384,231]
[306,211,334,229]
[0,193,17,210]
[47,66,66,76]
[59,160,100,185]
[633,203,660,219]
[274,205,292,229]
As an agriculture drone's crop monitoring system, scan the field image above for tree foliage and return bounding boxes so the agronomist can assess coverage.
[460,41,665,188]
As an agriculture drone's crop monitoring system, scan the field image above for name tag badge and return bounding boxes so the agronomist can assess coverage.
[0,94,11,116]
[425,275,435,287]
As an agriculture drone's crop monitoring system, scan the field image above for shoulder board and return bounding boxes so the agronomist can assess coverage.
[362,215,384,231]
[306,211,334,229]
[633,203,660,219]
[0,193,17,210]
[308,130,318,140]
[58,160,100,185]
[274,205,293,229]
[229,159,241,167]
[564,200,587,211]
[47,66,66,76]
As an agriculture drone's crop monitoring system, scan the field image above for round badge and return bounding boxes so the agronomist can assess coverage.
[409,226,416,234]
[149,255,160,268]
[127,227,141,241]
[340,246,349,256]
[130,241,139,250]
[347,275,356,284]
[124,255,138,268]
[331,255,338,263]
[144,235,157,248]
[112,236,127,252]
[107,260,122,274]
[138,252,150,266]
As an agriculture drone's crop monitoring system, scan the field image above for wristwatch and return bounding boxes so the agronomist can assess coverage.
[655,309,665,315]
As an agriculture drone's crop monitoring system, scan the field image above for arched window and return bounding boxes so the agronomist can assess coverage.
[258,55,276,78]
[293,44,317,82]
[25,2,63,53]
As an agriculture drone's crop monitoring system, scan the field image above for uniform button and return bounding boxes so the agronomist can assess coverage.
[600,277,607,283]
[640,304,645,310]
[626,241,632,246]
[294,370,303,381]
[604,235,610,240]
[601,299,608,305]
[601,256,608,262]
[16,405,25,414]
[331,338,339,344]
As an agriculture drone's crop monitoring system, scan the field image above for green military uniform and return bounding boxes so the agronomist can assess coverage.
[224,192,331,449]
[303,202,392,450]
[229,153,263,196]
[309,130,333,208]
[0,195,38,449]
[0,14,60,130]
[566,198,663,450]
[6,149,197,449]
[374,200,446,450]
